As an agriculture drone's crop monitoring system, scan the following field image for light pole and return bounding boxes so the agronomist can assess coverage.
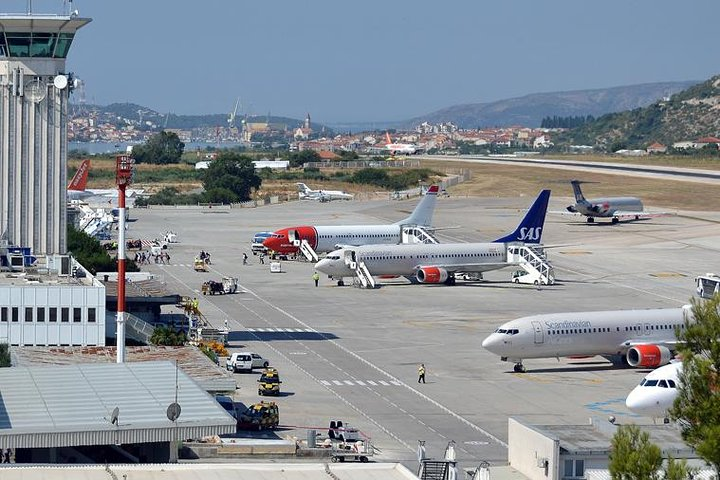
[115,155,135,363]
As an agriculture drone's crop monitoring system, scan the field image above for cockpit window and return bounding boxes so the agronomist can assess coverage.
[644,380,658,387]
[496,329,507,334]
[510,329,519,335]
[667,380,676,388]
[658,380,668,388]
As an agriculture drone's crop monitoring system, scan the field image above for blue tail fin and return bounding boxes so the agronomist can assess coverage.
[493,190,550,244]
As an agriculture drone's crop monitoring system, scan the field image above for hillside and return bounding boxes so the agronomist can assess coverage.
[559,75,720,149]
[404,81,697,129]
[69,102,320,131]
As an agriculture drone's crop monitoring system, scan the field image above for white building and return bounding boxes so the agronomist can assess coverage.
[0,256,106,346]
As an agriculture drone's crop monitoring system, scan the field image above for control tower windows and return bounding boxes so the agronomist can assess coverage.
[0,32,75,58]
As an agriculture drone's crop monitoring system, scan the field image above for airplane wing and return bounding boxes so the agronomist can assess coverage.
[619,339,682,351]
[611,210,676,219]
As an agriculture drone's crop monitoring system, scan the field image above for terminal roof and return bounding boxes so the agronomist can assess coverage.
[0,361,236,449]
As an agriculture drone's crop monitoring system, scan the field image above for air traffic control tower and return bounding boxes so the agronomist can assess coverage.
[0,11,90,254]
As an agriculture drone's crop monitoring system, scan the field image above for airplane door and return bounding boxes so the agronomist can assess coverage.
[644,323,652,335]
[531,321,544,344]
[289,230,300,246]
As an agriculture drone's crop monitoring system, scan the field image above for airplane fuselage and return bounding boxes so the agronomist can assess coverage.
[264,224,404,255]
[570,196,643,218]
[316,242,508,279]
[482,306,690,366]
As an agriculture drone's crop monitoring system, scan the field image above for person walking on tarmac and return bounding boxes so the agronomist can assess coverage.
[259,252,265,265]
[312,271,320,287]
[243,252,248,265]
[418,363,426,383]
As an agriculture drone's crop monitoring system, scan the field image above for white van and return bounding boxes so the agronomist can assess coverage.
[226,352,269,373]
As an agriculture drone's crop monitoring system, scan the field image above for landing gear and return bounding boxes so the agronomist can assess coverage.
[611,217,619,224]
[586,217,595,223]
[513,363,526,373]
[444,275,456,286]
[337,279,345,286]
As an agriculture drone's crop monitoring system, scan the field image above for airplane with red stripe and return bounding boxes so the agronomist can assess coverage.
[67,159,145,201]
[262,185,439,255]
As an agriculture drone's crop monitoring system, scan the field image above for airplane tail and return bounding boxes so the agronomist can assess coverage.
[396,185,439,227]
[493,190,551,244]
[296,183,311,193]
[570,180,586,203]
[386,132,392,145]
[68,159,91,191]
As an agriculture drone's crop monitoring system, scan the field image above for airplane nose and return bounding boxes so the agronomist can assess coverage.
[263,237,278,250]
[481,334,499,352]
[315,259,330,273]
[625,388,657,416]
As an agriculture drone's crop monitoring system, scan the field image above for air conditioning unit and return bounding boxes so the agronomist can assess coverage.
[8,254,25,271]
[51,255,71,276]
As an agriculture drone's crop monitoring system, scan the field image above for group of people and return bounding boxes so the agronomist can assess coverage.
[2,448,13,463]
[134,250,170,265]
[199,250,212,264]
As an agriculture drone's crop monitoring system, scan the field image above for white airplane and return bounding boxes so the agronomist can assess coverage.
[482,305,692,372]
[625,361,681,419]
[565,180,667,224]
[385,132,419,155]
[67,159,144,201]
[314,190,550,286]
[262,185,439,256]
[296,183,354,202]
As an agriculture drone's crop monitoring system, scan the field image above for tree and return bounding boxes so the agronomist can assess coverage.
[132,131,185,165]
[670,296,720,477]
[149,325,186,346]
[67,225,138,274]
[0,343,10,367]
[608,424,662,480]
[285,150,320,168]
[202,151,261,202]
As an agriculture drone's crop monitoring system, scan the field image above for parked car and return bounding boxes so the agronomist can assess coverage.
[226,352,270,373]
[258,367,282,396]
[237,401,279,431]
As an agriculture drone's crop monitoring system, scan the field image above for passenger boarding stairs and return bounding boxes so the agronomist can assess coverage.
[506,243,554,286]
[401,225,439,244]
[288,230,318,262]
[343,250,376,289]
[124,313,156,345]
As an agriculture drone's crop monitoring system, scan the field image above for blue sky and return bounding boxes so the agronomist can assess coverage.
[13,0,720,123]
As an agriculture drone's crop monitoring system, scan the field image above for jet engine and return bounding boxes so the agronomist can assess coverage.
[626,345,672,368]
[566,206,578,213]
[416,267,449,284]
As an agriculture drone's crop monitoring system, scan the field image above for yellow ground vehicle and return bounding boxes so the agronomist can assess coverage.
[194,258,208,272]
[257,367,282,396]
[237,401,279,431]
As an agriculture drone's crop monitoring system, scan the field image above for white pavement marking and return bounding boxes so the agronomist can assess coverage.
[367,380,377,386]
[321,380,331,386]
[343,380,354,385]
[233,279,509,449]
[379,380,389,386]
[333,380,343,386]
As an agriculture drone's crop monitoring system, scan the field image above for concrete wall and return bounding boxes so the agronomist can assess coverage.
[508,417,559,480]
[0,283,106,346]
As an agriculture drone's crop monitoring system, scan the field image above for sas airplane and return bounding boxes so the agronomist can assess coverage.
[296,183,354,202]
[625,361,681,420]
[263,185,439,256]
[314,190,550,286]
[482,305,692,373]
[565,180,668,224]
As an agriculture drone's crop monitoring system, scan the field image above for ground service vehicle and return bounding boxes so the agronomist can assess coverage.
[194,258,208,272]
[696,273,720,299]
[252,232,273,255]
[258,367,282,396]
[201,277,238,295]
[226,352,269,373]
[237,401,279,431]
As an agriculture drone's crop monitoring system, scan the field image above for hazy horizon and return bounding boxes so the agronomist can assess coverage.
[12,0,720,124]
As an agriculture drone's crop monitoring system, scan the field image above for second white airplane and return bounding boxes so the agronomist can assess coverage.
[296,183,354,202]
[315,190,550,286]
[625,361,681,420]
[482,305,692,372]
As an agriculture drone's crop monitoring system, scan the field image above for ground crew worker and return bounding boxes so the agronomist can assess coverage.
[243,253,248,265]
[259,253,265,264]
[312,271,320,287]
[192,297,199,313]
[418,363,426,384]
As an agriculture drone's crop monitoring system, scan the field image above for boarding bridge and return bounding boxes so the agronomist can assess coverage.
[343,250,376,289]
[507,244,554,286]
[401,225,439,245]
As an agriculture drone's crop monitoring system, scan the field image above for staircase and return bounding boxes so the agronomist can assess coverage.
[298,239,319,262]
[418,460,451,480]
[354,261,376,289]
[507,244,554,285]
[124,313,156,344]
[401,226,439,244]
